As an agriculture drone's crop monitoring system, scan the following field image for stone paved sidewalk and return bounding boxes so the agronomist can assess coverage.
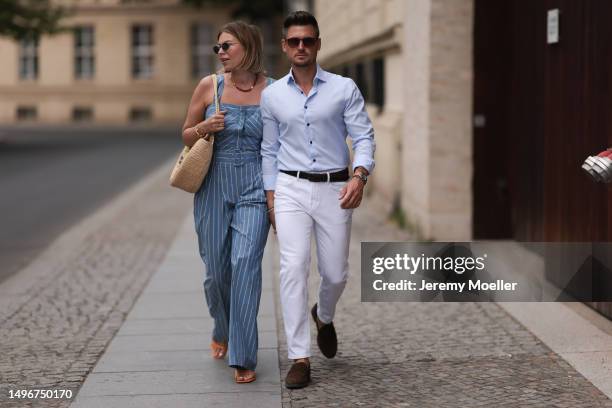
[70,216,281,407]
[3,161,612,408]
[0,161,191,408]
[271,192,612,408]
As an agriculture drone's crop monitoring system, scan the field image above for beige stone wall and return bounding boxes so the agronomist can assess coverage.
[315,0,405,211]
[368,50,403,208]
[401,0,432,238]
[0,41,18,86]
[316,0,403,61]
[428,0,473,240]
[402,0,473,240]
[0,3,243,124]
[315,0,474,239]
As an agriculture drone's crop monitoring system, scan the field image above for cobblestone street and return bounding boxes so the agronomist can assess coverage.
[272,192,612,408]
[0,164,191,407]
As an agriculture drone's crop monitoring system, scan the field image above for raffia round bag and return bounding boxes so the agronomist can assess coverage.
[170,74,220,193]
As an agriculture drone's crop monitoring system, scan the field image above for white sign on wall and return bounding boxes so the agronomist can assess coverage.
[547,9,560,44]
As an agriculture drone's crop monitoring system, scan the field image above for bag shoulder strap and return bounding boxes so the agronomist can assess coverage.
[212,74,220,113]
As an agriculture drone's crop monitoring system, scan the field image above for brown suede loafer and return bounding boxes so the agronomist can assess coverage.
[285,361,311,389]
[311,303,337,358]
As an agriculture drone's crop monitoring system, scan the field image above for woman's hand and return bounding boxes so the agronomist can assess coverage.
[197,111,226,135]
[267,208,276,233]
[266,191,276,233]
[182,75,221,147]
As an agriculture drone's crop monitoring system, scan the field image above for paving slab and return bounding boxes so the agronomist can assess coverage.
[71,216,281,407]
[105,331,277,353]
[92,348,279,374]
[72,391,280,408]
[500,301,612,399]
[76,366,278,397]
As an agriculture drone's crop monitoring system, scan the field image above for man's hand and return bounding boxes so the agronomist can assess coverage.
[339,177,364,209]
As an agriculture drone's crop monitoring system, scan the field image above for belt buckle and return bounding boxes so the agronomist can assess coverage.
[326,172,330,183]
[296,171,301,179]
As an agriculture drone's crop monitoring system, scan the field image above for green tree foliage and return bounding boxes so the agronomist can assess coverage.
[0,0,69,40]
[183,0,284,20]
[0,0,284,41]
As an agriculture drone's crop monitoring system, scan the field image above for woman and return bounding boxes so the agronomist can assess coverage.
[181,21,272,384]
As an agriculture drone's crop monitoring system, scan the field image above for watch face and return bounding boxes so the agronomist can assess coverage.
[356,174,367,183]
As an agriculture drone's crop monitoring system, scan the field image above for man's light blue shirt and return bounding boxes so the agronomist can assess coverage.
[260,65,376,190]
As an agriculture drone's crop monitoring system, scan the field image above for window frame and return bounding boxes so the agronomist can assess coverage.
[131,24,154,79]
[74,26,95,80]
[190,22,215,79]
[18,38,39,81]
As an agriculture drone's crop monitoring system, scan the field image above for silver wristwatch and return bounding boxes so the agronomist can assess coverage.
[352,172,368,185]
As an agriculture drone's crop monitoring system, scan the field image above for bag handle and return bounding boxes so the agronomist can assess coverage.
[212,73,220,114]
[203,73,219,142]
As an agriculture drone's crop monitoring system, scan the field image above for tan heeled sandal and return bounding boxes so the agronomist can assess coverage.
[210,340,227,359]
[234,368,256,384]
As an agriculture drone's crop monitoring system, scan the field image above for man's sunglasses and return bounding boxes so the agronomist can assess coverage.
[212,42,235,54]
[285,37,318,48]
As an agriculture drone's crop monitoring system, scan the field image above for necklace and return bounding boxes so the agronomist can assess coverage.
[230,73,257,92]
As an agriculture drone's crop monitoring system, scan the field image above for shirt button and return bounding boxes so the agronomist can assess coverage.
[307,123,310,126]
[304,105,308,109]
[313,159,316,162]
[309,141,312,144]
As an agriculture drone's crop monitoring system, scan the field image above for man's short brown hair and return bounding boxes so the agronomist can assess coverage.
[283,11,319,38]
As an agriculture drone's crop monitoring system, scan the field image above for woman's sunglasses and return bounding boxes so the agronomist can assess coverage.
[213,42,235,54]
[285,37,318,48]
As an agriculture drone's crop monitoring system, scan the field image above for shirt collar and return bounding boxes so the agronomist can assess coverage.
[287,64,328,85]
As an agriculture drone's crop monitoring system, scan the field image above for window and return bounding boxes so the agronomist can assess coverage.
[131,25,154,79]
[129,107,152,122]
[191,23,215,79]
[72,107,93,122]
[74,26,95,79]
[16,106,37,121]
[259,20,280,77]
[334,59,384,110]
[19,38,39,80]
[341,65,350,78]
[355,62,368,101]
[372,57,385,109]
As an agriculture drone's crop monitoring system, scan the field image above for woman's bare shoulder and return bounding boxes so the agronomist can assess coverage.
[193,74,221,105]
[196,74,216,94]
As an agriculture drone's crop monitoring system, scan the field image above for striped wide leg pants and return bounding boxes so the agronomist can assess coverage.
[193,154,269,370]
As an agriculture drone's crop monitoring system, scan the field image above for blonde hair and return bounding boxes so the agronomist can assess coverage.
[218,21,264,74]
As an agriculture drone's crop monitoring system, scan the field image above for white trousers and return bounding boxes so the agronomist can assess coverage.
[274,172,353,359]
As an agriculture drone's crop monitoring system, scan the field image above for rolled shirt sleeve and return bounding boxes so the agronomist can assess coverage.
[344,79,376,174]
[260,89,280,190]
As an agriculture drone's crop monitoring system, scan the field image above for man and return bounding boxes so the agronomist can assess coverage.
[260,11,375,389]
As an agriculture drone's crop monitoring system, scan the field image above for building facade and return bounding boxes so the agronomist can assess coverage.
[0,0,284,125]
[315,0,612,318]
[316,0,611,243]
[314,0,473,240]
